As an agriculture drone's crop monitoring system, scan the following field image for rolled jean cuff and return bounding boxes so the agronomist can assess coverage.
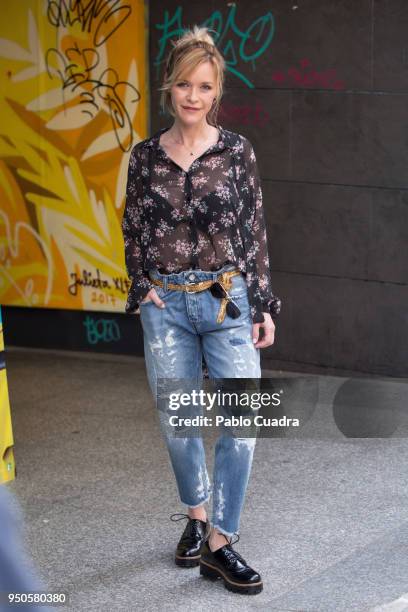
[181,492,211,509]
[209,521,237,538]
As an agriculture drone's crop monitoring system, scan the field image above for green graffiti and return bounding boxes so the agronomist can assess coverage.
[154,6,275,89]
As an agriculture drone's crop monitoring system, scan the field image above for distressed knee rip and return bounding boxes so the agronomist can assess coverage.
[196,465,211,499]
[149,329,177,369]
[214,482,226,521]
[234,438,256,452]
[228,338,258,373]
[229,337,248,346]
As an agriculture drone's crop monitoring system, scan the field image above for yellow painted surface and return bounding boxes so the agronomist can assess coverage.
[0,307,15,483]
[0,0,148,312]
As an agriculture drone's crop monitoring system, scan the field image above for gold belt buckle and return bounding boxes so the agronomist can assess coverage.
[184,282,195,293]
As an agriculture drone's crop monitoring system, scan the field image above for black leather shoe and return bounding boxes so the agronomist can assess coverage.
[170,513,210,567]
[199,535,263,595]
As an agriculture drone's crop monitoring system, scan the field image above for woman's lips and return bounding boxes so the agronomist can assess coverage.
[182,106,200,111]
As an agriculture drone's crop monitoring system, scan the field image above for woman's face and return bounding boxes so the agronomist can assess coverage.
[170,60,217,125]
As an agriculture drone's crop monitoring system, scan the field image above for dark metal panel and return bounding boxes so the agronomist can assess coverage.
[262,180,371,279]
[373,0,408,91]
[291,91,408,187]
[263,272,408,376]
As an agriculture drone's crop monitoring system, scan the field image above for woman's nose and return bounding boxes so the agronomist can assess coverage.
[187,88,199,101]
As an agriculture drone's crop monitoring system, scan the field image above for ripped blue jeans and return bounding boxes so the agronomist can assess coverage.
[139,263,261,537]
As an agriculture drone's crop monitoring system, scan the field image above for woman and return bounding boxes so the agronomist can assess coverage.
[122,26,281,595]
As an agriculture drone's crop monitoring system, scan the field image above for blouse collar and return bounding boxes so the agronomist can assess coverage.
[143,124,238,153]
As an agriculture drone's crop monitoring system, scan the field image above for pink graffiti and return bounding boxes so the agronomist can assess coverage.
[272,58,345,90]
[218,101,270,127]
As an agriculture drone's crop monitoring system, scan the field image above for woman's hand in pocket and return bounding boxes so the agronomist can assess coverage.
[140,288,166,308]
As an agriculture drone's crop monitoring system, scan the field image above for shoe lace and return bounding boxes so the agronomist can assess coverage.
[170,513,207,538]
[170,513,190,522]
[222,535,248,567]
[229,533,240,547]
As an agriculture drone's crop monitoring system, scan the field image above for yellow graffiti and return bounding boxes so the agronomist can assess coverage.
[0,306,15,483]
[0,0,147,311]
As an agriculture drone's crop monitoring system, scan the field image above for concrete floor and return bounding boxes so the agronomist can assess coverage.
[3,347,408,612]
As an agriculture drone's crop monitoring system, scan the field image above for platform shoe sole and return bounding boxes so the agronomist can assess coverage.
[175,553,201,567]
[200,559,263,594]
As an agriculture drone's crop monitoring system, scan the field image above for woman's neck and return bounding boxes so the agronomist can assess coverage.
[166,120,217,148]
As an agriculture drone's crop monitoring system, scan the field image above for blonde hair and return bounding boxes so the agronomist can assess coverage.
[158,26,226,126]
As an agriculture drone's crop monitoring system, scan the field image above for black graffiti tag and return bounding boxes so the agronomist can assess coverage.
[47,0,131,47]
[46,43,140,151]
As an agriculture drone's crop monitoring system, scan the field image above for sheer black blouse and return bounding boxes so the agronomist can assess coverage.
[121,124,281,324]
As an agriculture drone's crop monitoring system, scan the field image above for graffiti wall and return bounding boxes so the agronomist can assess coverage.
[147,1,408,377]
[0,0,148,312]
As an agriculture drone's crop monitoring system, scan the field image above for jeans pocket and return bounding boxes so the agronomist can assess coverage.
[229,274,247,299]
[140,284,167,305]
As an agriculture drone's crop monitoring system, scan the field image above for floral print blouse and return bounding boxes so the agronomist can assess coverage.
[121,124,282,324]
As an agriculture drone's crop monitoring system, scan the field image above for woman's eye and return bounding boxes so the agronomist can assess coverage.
[176,83,211,90]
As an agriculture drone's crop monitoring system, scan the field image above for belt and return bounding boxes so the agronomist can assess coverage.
[150,268,241,324]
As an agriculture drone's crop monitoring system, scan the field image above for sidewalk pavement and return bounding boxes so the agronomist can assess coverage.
[3,347,408,612]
